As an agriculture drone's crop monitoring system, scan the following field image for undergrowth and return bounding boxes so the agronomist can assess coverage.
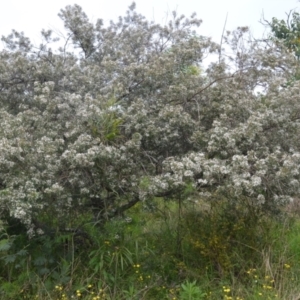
[1,196,300,299]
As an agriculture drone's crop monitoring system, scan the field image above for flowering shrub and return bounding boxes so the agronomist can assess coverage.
[0,3,300,236]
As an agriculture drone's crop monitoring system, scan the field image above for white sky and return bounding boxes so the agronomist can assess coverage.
[0,0,299,47]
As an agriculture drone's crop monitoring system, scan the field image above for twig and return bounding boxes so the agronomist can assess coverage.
[219,13,228,63]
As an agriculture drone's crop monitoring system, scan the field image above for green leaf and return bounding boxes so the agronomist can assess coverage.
[33,256,47,266]
[4,254,17,264]
[0,239,11,252]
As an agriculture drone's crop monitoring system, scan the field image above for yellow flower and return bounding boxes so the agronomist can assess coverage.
[223,286,231,293]
[263,284,272,289]
[246,268,256,274]
[55,285,63,291]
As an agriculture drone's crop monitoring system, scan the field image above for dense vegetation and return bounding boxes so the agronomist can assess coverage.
[1,3,300,299]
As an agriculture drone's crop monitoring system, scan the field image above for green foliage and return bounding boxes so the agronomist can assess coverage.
[286,220,300,262]
[183,195,270,276]
[269,11,300,57]
[181,65,201,76]
[179,280,206,300]
[0,196,300,299]
[267,10,300,86]
[89,96,123,143]
[122,285,139,300]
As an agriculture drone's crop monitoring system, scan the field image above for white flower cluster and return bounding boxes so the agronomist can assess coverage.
[0,4,299,231]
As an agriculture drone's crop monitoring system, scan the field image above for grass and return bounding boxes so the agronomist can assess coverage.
[1,196,300,299]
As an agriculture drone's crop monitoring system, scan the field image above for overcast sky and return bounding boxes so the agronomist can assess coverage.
[0,0,299,47]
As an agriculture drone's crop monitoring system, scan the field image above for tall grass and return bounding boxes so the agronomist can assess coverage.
[1,197,300,299]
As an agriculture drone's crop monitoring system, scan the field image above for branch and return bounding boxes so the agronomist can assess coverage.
[219,13,228,64]
[107,195,140,218]
[185,74,235,102]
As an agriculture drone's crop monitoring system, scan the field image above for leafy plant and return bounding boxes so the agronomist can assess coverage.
[179,280,206,300]
[123,285,138,300]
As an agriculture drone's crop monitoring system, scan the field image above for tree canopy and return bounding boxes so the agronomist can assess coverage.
[268,10,300,58]
[0,3,300,236]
